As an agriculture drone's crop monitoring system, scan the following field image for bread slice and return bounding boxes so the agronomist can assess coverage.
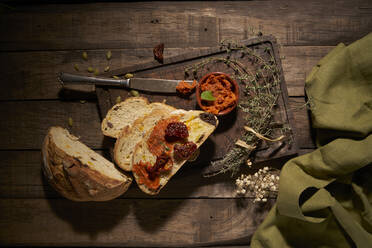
[101,97,175,138]
[42,126,132,201]
[132,110,218,195]
[114,108,174,171]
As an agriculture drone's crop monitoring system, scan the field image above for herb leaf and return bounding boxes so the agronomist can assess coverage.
[201,91,215,101]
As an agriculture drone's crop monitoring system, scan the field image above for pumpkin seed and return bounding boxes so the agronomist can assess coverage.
[104,66,110,72]
[124,73,134,79]
[116,95,122,104]
[80,100,86,104]
[74,64,79,71]
[68,117,73,127]
[94,68,99,76]
[106,50,112,60]
[130,90,139,97]
[112,75,120,79]
[87,67,94,73]
[82,52,88,60]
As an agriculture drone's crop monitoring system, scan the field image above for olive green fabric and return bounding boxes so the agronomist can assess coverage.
[251,33,372,248]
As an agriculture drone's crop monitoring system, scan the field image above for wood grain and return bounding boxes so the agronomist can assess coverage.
[0,198,275,246]
[0,101,104,150]
[0,1,371,51]
[282,46,333,96]
[0,48,209,101]
[1,148,315,199]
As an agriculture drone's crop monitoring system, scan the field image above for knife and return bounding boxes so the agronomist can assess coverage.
[58,72,194,93]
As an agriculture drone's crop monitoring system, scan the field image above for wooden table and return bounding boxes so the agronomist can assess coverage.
[0,1,371,247]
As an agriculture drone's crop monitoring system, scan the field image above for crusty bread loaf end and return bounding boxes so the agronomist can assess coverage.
[42,126,132,201]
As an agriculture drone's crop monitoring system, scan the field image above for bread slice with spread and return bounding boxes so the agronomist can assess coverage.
[132,110,218,195]
[42,126,132,201]
[114,108,175,171]
[101,97,175,138]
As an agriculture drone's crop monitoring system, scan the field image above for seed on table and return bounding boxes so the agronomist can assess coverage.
[106,50,112,60]
[87,67,94,73]
[73,64,79,71]
[124,73,134,79]
[112,75,120,79]
[130,90,139,97]
[116,95,122,104]
[82,52,88,60]
[104,66,110,72]
[94,68,99,75]
[68,117,73,127]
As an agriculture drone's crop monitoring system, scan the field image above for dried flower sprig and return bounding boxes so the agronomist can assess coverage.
[235,166,279,202]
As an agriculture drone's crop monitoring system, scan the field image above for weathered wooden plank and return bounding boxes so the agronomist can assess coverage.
[0,101,104,150]
[0,146,313,200]
[0,46,331,100]
[282,46,333,96]
[0,198,274,247]
[289,97,315,149]
[0,97,313,150]
[0,1,371,51]
[0,48,209,101]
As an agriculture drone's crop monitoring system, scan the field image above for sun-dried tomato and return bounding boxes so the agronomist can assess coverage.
[176,80,197,96]
[165,122,189,141]
[146,153,170,180]
[174,142,197,160]
[153,43,164,64]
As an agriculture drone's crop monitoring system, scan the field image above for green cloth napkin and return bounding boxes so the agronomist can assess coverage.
[251,33,372,248]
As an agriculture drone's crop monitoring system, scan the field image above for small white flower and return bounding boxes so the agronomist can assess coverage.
[254,172,258,177]
[271,186,277,191]
[241,189,246,194]
[262,198,267,202]
[264,166,269,171]
[276,176,280,180]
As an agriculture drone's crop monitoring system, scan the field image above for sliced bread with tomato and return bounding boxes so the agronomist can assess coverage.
[131,110,218,195]
[101,97,175,138]
[114,108,175,171]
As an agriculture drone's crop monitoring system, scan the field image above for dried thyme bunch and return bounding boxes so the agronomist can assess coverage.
[185,39,287,176]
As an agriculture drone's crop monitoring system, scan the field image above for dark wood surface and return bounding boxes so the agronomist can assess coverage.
[0,1,371,247]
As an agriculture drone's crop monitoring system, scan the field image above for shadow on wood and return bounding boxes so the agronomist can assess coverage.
[132,199,188,233]
[42,174,130,240]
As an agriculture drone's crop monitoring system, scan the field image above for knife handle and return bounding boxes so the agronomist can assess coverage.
[58,72,129,87]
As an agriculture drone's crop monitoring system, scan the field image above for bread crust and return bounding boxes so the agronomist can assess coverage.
[42,127,132,201]
[132,111,218,195]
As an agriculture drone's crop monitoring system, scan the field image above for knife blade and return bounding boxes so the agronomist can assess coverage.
[58,72,194,93]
